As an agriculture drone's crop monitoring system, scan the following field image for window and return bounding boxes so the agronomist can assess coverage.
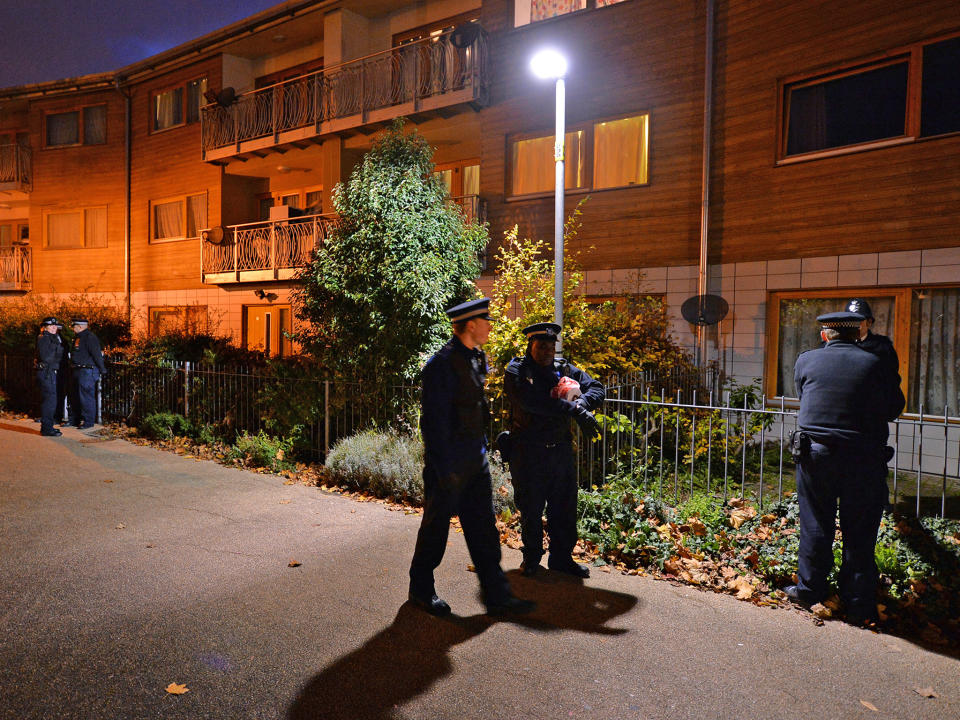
[245,304,293,357]
[148,306,208,337]
[780,31,960,161]
[514,0,628,27]
[44,207,107,249]
[258,188,324,220]
[766,286,960,416]
[45,106,106,147]
[151,193,207,242]
[508,113,649,197]
[153,77,207,131]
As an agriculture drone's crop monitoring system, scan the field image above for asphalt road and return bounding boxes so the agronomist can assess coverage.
[1,420,958,719]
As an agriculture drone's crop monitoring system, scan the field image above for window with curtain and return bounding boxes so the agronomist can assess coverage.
[154,87,184,131]
[909,288,960,416]
[186,78,208,123]
[46,211,83,248]
[0,225,11,247]
[594,114,649,188]
[186,194,207,238]
[83,106,107,145]
[84,208,107,248]
[510,130,585,195]
[154,200,184,240]
[46,112,79,147]
[514,0,627,26]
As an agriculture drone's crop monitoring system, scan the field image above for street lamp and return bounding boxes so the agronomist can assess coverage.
[530,48,568,355]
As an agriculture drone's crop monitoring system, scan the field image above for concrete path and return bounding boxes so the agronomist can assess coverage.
[1,420,957,719]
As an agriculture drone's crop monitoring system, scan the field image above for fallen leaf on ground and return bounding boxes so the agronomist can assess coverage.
[727,577,754,600]
[859,700,878,712]
[278,499,291,504]
[466,564,476,573]
[287,560,302,567]
[103,479,113,483]
[810,603,832,619]
[166,683,189,695]
[730,506,757,529]
[913,687,938,698]
[115,523,125,530]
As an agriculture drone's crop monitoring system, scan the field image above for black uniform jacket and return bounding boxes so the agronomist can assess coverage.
[794,339,905,450]
[37,333,64,371]
[72,329,106,374]
[420,336,489,479]
[504,354,605,445]
[858,330,901,386]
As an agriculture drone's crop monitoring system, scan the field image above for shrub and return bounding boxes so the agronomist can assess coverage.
[227,429,298,473]
[325,429,425,502]
[139,412,194,440]
[0,293,129,354]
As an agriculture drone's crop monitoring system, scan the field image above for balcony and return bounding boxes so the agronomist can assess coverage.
[201,26,487,162]
[201,213,339,284]
[0,144,31,192]
[0,246,32,291]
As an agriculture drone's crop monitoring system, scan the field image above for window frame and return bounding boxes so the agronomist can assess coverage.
[777,29,960,164]
[506,111,650,200]
[149,191,208,244]
[150,76,208,133]
[43,104,108,148]
[513,0,630,28]
[42,206,108,250]
[148,306,208,337]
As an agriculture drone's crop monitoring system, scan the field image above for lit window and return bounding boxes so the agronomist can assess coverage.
[152,193,207,242]
[510,130,585,196]
[594,115,648,188]
[153,77,207,131]
[45,207,107,249]
[514,0,628,27]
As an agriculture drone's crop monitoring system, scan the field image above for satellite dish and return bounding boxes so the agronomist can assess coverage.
[203,89,219,104]
[216,87,236,107]
[681,294,729,326]
[450,23,481,48]
[201,226,228,245]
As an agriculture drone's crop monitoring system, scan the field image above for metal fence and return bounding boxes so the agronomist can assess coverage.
[2,354,956,518]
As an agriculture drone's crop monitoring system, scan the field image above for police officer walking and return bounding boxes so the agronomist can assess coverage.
[408,298,535,617]
[785,311,905,626]
[69,317,106,429]
[36,317,64,437]
[503,322,604,578]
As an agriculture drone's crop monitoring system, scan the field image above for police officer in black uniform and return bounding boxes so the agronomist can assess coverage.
[36,317,64,437]
[845,298,901,386]
[504,322,605,578]
[54,320,72,425]
[69,317,106,429]
[408,298,535,617]
[785,311,905,625]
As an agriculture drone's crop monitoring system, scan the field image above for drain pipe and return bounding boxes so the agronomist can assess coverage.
[115,78,132,326]
[695,0,716,369]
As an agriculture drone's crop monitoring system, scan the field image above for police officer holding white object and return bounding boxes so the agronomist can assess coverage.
[503,322,605,578]
[69,317,106,429]
[36,317,64,437]
[785,310,905,626]
[408,298,535,617]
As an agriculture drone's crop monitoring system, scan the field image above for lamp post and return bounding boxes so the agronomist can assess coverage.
[530,48,568,355]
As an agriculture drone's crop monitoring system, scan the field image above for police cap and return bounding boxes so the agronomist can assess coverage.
[40,316,58,327]
[446,298,491,323]
[844,298,873,320]
[71,317,89,326]
[523,322,561,342]
[816,310,865,328]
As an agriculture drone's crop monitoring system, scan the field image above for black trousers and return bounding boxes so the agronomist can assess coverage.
[72,368,98,425]
[37,369,58,433]
[796,442,888,618]
[409,456,511,605]
[511,440,578,567]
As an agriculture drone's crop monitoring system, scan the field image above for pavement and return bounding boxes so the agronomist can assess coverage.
[1,418,958,720]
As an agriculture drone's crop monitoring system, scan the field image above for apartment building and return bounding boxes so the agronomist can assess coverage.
[1,0,958,417]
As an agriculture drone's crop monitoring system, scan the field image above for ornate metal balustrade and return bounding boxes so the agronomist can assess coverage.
[201,27,487,160]
[201,213,339,283]
[0,246,32,290]
[0,144,31,191]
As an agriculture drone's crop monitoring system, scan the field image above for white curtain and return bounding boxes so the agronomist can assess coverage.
[594,115,648,188]
[154,89,182,130]
[909,288,960,416]
[186,194,207,238]
[154,200,183,240]
[46,112,79,146]
[84,207,107,247]
[512,131,584,195]
[83,106,107,145]
[46,212,82,248]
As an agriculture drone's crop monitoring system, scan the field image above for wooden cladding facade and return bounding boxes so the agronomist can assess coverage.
[479,0,960,273]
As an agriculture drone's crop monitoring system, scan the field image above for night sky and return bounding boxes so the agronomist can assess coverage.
[0,1,281,89]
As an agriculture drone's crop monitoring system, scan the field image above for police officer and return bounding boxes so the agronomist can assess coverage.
[785,311,905,626]
[845,298,901,386]
[36,317,64,437]
[69,317,106,429]
[408,298,535,617]
[54,320,72,425]
[504,322,605,578]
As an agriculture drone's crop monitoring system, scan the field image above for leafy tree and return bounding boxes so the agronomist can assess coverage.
[293,120,487,383]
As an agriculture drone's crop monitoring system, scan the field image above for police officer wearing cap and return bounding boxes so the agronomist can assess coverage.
[36,317,64,436]
[785,310,905,625]
[504,322,605,578]
[408,298,535,617]
[845,298,901,387]
[69,317,106,429]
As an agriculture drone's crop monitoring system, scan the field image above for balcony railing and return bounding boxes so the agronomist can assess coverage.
[0,144,31,191]
[201,26,487,161]
[201,213,339,283]
[0,246,32,291]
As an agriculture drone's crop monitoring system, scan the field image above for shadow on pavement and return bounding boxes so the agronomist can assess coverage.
[287,575,639,719]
